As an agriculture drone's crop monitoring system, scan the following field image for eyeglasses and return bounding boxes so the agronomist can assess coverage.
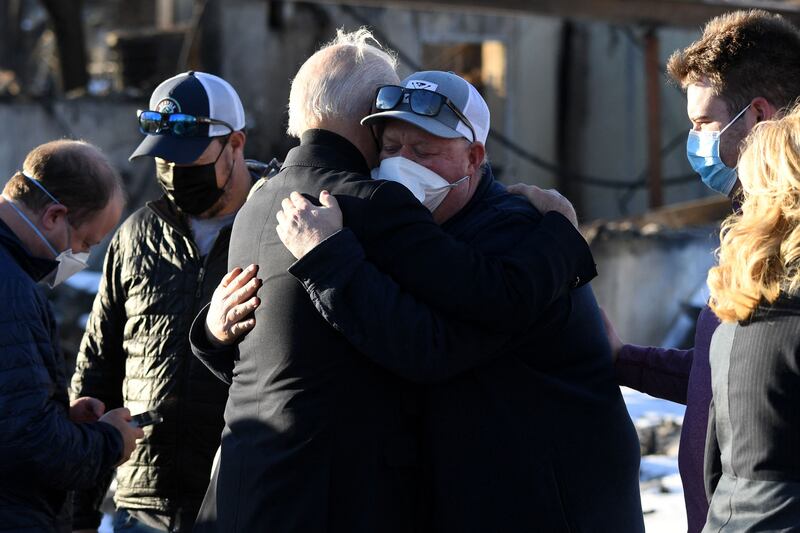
[137,110,234,137]
[374,85,476,142]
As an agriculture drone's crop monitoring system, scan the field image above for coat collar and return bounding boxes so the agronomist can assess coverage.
[0,218,58,282]
[282,129,371,177]
[147,195,192,238]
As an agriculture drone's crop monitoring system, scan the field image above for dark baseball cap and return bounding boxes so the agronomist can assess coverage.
[129,71,246,164]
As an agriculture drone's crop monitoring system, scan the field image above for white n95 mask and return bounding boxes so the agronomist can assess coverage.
[2,192,90,288]
[371,156,469,212]
[45,249,90,288]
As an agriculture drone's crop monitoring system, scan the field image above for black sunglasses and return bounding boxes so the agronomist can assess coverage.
[374,85,476,142]
[137,110,234,138]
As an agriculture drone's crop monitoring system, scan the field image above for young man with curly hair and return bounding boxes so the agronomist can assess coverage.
[512,9,800,532]
[614,10,800,531]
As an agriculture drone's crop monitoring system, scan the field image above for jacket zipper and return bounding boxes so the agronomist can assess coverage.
[195,265,206,298]
[145,199,232,519]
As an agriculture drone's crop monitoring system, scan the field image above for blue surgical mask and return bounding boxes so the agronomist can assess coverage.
[686,103,751,196]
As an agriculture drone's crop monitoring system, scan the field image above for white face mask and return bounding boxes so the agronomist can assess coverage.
[2,193,90,288]
[371,156,469,212]
[47,248,90,288]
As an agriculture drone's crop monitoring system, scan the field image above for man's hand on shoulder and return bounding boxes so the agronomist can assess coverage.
[507,183,578,229]
[276,190,343,259]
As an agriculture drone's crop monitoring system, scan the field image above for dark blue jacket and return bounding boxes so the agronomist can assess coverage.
[0,218,122,532]
[286,169,644,532]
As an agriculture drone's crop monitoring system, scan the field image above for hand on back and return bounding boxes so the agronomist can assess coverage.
[205,264,262,347]
[507,183,579,229]
[276,191,343,259]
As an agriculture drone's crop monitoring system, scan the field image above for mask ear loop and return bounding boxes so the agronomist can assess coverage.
[719,103,751,136]
[19,171,72,254]
[718,104,752,178]
[22,170,61,204]
[431,175,470,193]
[451,175,470,188]
[2,192,60,257]
[215,135,236,192]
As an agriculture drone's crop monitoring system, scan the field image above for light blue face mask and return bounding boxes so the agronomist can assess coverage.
[686,103,751,196]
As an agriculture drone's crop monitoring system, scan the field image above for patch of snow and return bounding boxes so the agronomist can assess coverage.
[623,387,685,423]
[63,269,102,293]
[623,387,689,532]
[642,480,688,533]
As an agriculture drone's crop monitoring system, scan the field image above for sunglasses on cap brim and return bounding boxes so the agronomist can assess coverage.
[374,85,476,143]
[137,110,234,138]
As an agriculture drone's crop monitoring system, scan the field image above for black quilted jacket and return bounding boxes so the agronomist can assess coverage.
[70,197,232,530]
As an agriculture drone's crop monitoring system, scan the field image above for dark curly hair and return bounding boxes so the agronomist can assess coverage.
[667,10,800,116]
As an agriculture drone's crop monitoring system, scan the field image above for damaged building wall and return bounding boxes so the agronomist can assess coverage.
[589,225,719,348]
[215,2,567,189]
[213,1,707,220]
[1,1,711,222]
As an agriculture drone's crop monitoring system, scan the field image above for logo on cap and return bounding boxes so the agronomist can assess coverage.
[406,80,438,91]
[156,98,181,115]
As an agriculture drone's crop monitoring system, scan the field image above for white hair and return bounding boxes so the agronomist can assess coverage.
[287,28,400,137]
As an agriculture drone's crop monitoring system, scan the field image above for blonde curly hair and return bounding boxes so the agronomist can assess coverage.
[708,104,800,322]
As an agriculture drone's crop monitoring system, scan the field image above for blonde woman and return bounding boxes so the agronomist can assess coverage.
[704,105,800,531]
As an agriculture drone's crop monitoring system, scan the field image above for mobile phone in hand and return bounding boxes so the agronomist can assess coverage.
[130,409,163,428]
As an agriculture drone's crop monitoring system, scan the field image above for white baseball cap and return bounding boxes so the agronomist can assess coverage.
[362,70,490,144]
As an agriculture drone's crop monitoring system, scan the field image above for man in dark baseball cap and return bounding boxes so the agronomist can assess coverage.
[130,70,246,164]
[70,71,267,533]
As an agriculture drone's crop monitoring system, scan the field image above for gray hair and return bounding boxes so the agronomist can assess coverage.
[287,28,399,137]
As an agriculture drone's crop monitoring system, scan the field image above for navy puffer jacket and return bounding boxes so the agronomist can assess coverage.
[0,218,122,532]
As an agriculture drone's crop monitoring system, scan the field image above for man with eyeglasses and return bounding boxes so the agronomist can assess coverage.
[70,71,274,533]
[0,140,143,533]
[191,35,641,530]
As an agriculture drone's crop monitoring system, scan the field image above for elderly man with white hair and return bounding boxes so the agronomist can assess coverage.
[191,30,602,532]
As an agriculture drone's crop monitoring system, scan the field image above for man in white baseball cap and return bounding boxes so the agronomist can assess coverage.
[361,70,491,223]
[70,71,270,533]
[207,68,644,531]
